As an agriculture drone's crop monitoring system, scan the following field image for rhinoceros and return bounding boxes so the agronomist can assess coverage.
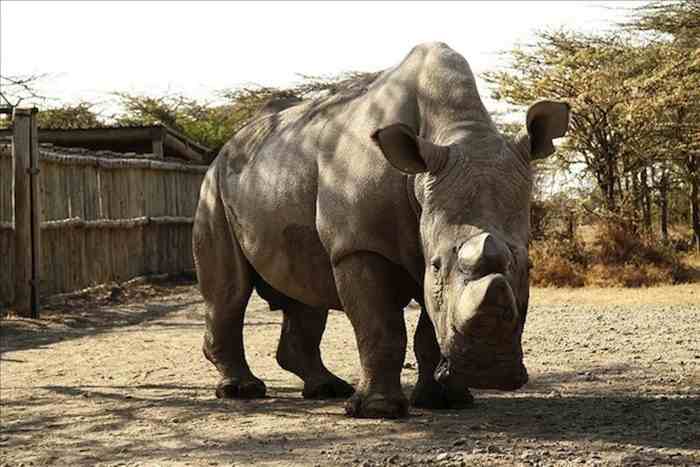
[193,42,569,418]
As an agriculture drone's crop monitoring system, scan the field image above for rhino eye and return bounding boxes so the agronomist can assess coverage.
[430,257,442,272]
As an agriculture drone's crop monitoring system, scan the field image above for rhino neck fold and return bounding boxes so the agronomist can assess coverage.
[434,121,499,147]
[417,98,497,146]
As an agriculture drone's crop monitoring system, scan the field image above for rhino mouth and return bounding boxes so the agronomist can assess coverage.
[434,354,528,391]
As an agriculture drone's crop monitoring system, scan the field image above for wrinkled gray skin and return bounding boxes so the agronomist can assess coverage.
[193,42,570,418]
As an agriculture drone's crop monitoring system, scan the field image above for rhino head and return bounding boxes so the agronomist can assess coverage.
[372,100,570,391]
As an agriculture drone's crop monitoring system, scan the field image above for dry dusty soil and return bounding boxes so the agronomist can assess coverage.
[1,280,699,467]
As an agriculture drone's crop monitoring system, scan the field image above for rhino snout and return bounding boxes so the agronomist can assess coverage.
[455,273,520,337]
[436,272,527,391]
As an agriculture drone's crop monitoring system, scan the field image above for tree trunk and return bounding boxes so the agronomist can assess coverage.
[640,168,652,233]
[685,151,700,252]
[659,170,669,243]
[691,170,699,253]
[604,149,618,213]
[605,169,617,213]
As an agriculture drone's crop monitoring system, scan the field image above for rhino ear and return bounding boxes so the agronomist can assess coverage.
[371,123,449,174]
[517,100,570,161]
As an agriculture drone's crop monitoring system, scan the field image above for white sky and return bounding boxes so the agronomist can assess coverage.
[1,1,644,115]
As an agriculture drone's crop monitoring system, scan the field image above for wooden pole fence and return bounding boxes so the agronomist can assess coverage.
[0,115,208,309]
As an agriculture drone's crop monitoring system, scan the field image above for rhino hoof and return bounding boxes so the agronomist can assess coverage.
[303,377,355,399]
[345,392,409,419]
[411,381,474,410]
[215,377,267,399]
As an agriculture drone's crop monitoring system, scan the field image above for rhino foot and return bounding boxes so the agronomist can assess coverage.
[411,380,474,410]
[345,392,409,419]
[215,377,267,399]
[303,376,355,399]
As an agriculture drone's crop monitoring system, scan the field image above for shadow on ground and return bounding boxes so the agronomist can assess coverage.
[1,369,697,466]
[0,280,204,355]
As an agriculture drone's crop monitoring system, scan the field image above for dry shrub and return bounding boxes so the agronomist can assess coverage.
[597,223,672,265]
[530,221,693,288]
[531,255,586,287]
[671,257,698,284]
[529,239,586,287]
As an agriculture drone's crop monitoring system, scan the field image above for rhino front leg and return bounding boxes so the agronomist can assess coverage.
[193,166,266,400]
[276,304,354,399]
[411,307,474,409]
[333,252,409,419]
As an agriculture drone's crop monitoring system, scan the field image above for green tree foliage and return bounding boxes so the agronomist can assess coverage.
[36,103,102,129]
[1,100,104,131]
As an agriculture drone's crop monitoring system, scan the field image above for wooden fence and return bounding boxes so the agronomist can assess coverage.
[0,113,208,310]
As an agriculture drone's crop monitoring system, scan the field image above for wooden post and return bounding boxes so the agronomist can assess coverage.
[151,126,164,159]
[29,110,41,317]
[12,108,41,318]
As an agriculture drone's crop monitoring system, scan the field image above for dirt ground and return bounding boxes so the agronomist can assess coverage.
[1,280,698,467]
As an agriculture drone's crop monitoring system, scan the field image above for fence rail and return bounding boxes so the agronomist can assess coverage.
[0,115,207,309]
[40,215,194,230]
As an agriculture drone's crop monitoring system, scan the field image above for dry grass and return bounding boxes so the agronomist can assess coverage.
[530,282,700,306]
[581,263,675,288]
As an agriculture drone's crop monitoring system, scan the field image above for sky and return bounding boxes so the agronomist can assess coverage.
[1,1,645,115]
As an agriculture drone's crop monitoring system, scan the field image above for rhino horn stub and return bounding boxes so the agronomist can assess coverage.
[458,233,511,277]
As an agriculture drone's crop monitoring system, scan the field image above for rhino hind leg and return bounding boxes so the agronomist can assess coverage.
[411,308,474,409]
[193,166,266,400]
[274,301,354,399]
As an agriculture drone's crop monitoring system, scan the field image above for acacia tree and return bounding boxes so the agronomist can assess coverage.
[484,31,654,217]
[627,0,700,248]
